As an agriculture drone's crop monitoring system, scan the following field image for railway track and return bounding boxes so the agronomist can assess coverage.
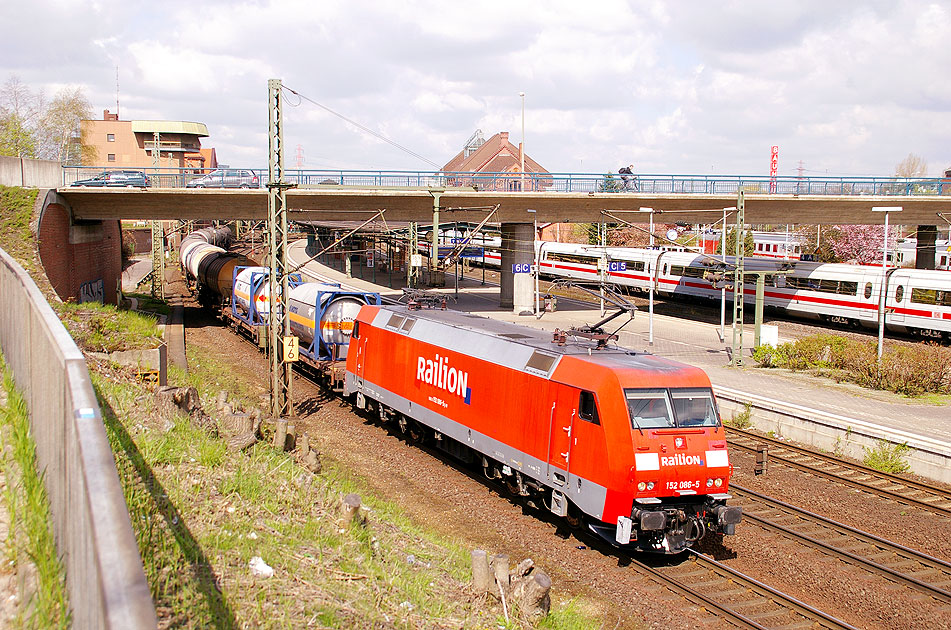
[732,484,951,603]
[629,550,859,630]
[727,426,951,517]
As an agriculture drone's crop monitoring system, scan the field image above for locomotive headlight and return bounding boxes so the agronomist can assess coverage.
[646,481,655,490]
[714,478,723,487]
[637,482,647,492]
[706,478,714,488]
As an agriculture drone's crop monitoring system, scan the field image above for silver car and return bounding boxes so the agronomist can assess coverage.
[186,169,260,189]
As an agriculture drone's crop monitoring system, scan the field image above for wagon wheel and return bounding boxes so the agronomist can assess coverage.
[564,504,584,530]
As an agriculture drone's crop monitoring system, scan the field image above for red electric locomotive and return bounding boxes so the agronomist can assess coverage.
[344,304,741,553]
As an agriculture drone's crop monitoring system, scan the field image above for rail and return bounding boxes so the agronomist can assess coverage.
[0,248,156,628]
[61,166,951,196]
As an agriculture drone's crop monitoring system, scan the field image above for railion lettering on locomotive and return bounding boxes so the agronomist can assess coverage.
[416,354,471,404]
[660,453,703,467]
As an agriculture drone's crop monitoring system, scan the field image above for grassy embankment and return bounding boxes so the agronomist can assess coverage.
[0,185,601,629]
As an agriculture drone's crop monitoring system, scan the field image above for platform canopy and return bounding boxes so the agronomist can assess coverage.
[57,187,951,226]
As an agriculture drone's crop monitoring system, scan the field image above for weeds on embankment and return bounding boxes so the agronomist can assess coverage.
[753,334,951,397]
[0,356,70,629]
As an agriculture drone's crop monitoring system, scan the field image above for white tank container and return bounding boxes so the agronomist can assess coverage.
[288,283,367,359]
[232,267,271,318]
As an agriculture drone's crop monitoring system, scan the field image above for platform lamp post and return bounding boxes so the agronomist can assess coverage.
[640,207,655,346]
[519,91,525,192]
[872,206,901,362]
[721,207,735,342]
[528,208,538,315]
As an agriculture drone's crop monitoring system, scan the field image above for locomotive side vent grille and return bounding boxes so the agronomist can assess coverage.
[525,351,557,374]
[400,318,416,333]
[386,314,405,329]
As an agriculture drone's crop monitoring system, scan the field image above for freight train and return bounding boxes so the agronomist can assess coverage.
[180,227,742,554]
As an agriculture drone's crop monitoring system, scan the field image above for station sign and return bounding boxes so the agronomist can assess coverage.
[437,245,484,259]
[608,261,627,272]
[512,263,532,274]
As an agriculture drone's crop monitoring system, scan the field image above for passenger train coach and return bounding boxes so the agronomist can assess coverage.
[419,231,951,341]
[532,242,951,340]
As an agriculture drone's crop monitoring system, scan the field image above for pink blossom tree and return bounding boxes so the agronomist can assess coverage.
[828,224,897,265]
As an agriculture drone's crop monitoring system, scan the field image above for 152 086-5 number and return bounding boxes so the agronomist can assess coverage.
[666,480,700,491]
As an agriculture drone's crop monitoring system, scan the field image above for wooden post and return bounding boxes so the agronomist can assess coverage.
[490,553,510,597]
[304,449,321,474]
[517,571,552,620]
[471,550,490,595]
[340,493,362,526]
[272,419,287,451]
[285,422,297,451]
[299,433,310,456]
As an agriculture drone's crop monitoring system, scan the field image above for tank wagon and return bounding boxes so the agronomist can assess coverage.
[180,229,380,386]
[344,304,742,553]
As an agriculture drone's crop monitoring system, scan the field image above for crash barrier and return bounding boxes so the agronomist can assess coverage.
[0,247,156,629]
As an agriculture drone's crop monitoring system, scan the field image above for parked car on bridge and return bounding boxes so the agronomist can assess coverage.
[70,170,150,188]
[186,169,260,189]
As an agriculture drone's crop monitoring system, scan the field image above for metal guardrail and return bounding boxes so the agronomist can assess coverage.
[62,166,951,196]
[0,248,156,629]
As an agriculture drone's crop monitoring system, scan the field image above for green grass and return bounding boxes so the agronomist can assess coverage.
[0,354,70,629]
[123,292,172,317]
[54,301,163,353]
[726,402,753,429]
[0,186,39,271]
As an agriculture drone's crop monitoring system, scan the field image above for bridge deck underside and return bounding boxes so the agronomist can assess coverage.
[57,188,951,225]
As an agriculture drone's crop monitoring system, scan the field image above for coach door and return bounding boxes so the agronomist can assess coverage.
[547,383,578,487]
[889,273,909,324]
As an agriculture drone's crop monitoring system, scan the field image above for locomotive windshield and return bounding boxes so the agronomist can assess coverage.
[625,388,719,429]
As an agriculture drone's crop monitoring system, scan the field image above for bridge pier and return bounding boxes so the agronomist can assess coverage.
[915,225,937,269]
[499,222,534,314]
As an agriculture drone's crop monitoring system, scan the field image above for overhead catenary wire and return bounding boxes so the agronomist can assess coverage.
[280,83,442,170]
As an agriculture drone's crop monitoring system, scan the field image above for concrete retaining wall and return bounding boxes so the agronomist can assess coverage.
[0,156,63,188]
[0,247,156,629]
[715,385,951,484]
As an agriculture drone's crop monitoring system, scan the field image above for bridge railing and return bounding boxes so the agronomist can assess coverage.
[61,166,951,196]
[0,248,156,629]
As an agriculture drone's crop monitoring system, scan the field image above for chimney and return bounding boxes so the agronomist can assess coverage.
[500,131,509,143]
[103,109,118,121]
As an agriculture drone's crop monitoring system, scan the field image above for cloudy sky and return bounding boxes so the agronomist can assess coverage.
[3,1,949,177]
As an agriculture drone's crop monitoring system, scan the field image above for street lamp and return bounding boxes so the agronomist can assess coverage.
[519,92,525,192]
[872,206,902,362]
[721,207,735,341]
[640,207,655,346]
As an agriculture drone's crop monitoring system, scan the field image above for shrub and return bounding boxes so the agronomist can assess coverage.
[753,334,951,396]
[862,440,911,474]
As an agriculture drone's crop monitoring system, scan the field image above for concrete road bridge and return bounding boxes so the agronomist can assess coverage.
[41,172,951,313]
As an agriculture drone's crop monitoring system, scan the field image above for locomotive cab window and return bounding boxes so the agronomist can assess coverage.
[578,391,600,425]
[670,389,719,427]
[352,321,360,339]
[625,389,674,429]
[625,388,719,429]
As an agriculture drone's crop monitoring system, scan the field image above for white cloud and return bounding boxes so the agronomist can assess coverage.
[1,0,949,176]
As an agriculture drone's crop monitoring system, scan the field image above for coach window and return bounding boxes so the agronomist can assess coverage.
[864,283,873,299]
[895,285,905,302]
[578,391,600,425]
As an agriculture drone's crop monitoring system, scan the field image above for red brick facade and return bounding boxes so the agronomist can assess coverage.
[37,191,121,305]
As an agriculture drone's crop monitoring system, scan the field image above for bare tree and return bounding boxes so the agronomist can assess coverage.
[895,153,928,178]
[38,86,93,164]
[0,76,44,158]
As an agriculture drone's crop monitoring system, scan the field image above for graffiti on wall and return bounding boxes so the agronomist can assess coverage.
[79,278,104,304]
